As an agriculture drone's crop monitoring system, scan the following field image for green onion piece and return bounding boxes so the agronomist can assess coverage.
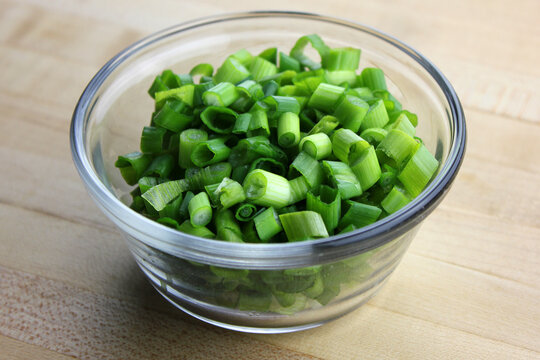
[307,115,339,136]
[115,152,151,185]
[214,177,246,209]
[279,51,301,72]
[159,194,183,220]
[241,221,258,243]
[204,183,221,205]
[277,112,300,148]
[138,176,159,194]
[202,82,239,107]
[263,96,300,119]
[386,112,415,137]
[331,128,370,164]
[373,89,402,113]
[237,290,272,312]
[152,100,193,132]
[360,67,387,91]
[231,164,250,183]
[243,169,291,209]
[253,207,283,242]
[143,154,174,178]
[334,95,369,132]
[249,56,278,81]
[360,128,387,146]
[156,217,180,229]
[140,126,167,154]
[237,79,265,100]
[232,113,252,135]
[190,138,231,167]
[339,200,382,229]
[154,84,195,108]
[322,160,362,199]
[390,109,418,127]
[229,136,287,167]
[288,176,310,204]
[179,128,208,169]
[258,47,277,63]
[322,47,361,71]
[293,69,325,93]
[290,34,330,70]
[279,211,329,242]
[185,162,232,190]
[323,70,357,86]
[214,57,250,84]
[249,157,287,177]
[192,81,214,107]
[177,220,215,238]
[247,110,270,137]
[160,69,182,88]
[290,151,323,188]
[349,146,381,191]
[148,75,168,98]
[200,106,238,134]
[299,133,332,160]
[397,144,439,197]
[360,99,389,131]
[188,192,212,227]
[308,83,345,113]
[381,186,411,214]
[142,180,186,211]
[189,63,213,77]
[262,80,279,96]
[178,191,194,220]
[306,185,341,233]
[230,49,254,66]
[303,274,324,299]
[215,208,244,242]
[353,87,374,99]
[338,224,356,234]
[377,129,419,165]
[235,203,258,222]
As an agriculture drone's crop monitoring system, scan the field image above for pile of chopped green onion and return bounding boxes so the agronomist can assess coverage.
[116,34,439,244]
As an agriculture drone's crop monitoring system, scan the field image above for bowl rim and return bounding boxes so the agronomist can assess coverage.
[70,10,466,268]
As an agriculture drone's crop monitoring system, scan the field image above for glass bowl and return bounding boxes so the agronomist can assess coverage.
[70,11,466,333]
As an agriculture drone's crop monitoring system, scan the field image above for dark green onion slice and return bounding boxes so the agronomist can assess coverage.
[290,151,323,188]
[253,207,283,242]
[333,95,369,133]
[322,160,362,199]
[215,208,244,242]
[235,203,258,222]
[339,200,382,229]
[190,138,231,167]
[200,106,238,134]
[179,128,208,169]
[306,185,341,233]
[290,34,330,70]
[279,211,329,242]
[140,126,167,154]
[115,152,151,185]
[381,186,411,214]
[397,144,439,197]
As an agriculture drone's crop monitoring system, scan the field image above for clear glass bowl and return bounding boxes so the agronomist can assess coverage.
[70,11,466,333]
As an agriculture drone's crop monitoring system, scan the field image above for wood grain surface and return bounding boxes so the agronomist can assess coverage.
[0,0,539,359]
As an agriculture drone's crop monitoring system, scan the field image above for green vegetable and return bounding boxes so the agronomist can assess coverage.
[116,34,440,313]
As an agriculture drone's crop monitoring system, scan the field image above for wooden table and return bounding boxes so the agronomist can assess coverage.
[1,0,539,358]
